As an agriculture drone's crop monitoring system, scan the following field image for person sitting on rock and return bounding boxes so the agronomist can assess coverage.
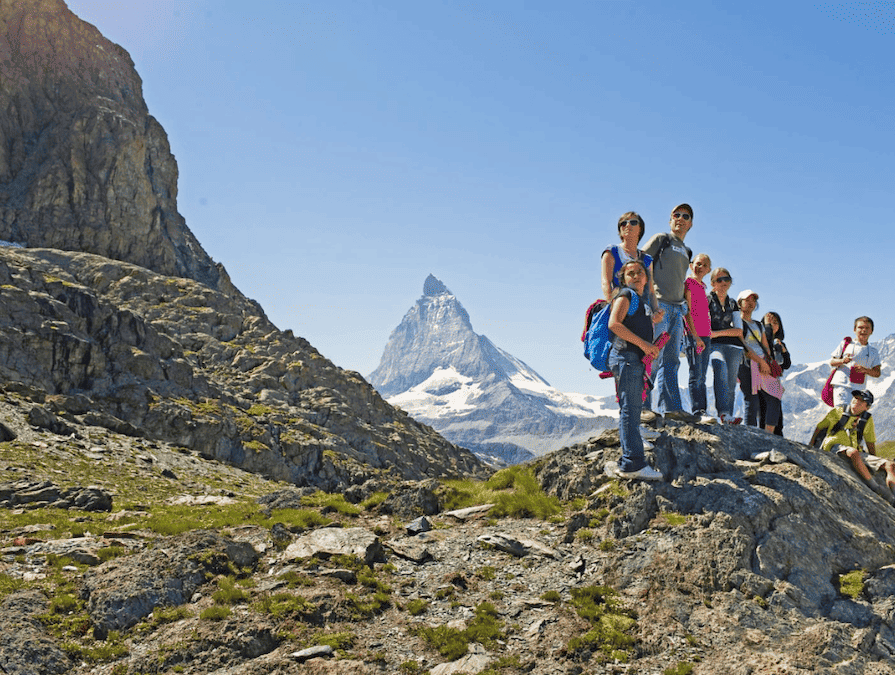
[810,390,895,502]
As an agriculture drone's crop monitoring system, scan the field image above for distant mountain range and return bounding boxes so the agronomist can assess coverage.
[368,275,617,464]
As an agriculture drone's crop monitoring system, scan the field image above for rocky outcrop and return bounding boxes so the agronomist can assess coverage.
[3,408,895,673]
[369,274,616,460]
[0,0,232,292]
[0,246,484,488]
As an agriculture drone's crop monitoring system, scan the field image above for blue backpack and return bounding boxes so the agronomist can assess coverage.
[583,292,640,372]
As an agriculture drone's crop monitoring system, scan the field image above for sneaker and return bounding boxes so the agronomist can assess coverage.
[730,417,743,425]
[617,465,664,481]
[699,415,717,425]
[642,440,654,450]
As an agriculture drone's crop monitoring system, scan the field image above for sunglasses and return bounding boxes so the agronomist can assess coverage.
[619,219,641,227]
[672,212,691,221]
[715,276,732,283]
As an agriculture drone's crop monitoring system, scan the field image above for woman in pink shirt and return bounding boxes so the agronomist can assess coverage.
[684,254,712,417]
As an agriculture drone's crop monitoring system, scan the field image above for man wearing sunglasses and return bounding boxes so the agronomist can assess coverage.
[642,203,694,419]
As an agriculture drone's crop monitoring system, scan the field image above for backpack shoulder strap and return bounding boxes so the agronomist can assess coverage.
[856,411,872,445]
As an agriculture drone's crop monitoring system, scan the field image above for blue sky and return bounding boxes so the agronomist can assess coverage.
[66,0,894,399]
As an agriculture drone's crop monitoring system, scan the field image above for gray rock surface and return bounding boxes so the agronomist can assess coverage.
[3,404,895,673]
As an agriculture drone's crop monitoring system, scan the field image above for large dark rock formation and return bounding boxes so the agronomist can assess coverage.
[0,0,231,292]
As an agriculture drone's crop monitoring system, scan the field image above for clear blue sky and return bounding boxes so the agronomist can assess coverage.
[67,0,894,399]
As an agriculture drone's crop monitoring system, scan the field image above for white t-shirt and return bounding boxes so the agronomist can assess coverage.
[830,340,881,391]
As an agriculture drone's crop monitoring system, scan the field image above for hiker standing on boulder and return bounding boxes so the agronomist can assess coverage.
[600,211,660,319]
[810,390,895,502]
[607,260,663,481]
[759,311,791,435]
[642,203,694,419]
[737,290,782,432]
[707,268,743,424]
[829,317,881,409]
[683,253,712,420]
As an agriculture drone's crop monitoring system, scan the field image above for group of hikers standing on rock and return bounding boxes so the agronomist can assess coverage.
[587,203,889,499]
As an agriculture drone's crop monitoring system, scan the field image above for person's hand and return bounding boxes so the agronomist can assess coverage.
[653,308,665,324]
[695,338,705,354]
[643,342,660,359]
[758,359,771,375]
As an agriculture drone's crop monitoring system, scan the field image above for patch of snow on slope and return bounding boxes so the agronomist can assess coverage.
[389,367,482,417]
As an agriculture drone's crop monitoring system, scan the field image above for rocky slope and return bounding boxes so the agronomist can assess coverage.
[369,275,617,463]
[0,245,484,488]
[3,395,895,674]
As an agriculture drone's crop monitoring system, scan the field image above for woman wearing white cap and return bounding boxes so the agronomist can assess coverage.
[737,290,783,432]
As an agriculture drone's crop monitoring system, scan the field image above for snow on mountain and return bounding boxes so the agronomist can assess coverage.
[369,275,617,464]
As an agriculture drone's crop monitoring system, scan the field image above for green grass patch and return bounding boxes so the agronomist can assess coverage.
[440,466,561,519]
[212,576,251,605]
[311,631,355,651]
[254,592,316,618]
[415,602,505,661]
[300,491,362,516]
[200,605,231,621]
[405,598,428,616]
[360,491,389,510]
[664,663,695,675]
[659,511,689,526]
[566,586,637,662]
[838,569,865,599]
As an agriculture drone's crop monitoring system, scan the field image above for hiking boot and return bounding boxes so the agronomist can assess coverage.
[640,410,659,424]
[617,465,664,481]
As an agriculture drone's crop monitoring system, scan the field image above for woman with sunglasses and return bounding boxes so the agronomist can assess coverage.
[600,212,660,321]
[707,267,743,423]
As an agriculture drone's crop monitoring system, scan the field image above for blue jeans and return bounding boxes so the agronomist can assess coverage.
[609,348,646,473]
[686,335,711,414]
[649,300,686,414]
[709,343,743,418]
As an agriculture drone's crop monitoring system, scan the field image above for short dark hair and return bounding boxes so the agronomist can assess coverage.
[854,316,874,331]
[617,211,645,243]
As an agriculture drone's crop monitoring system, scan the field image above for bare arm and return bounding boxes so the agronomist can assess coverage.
[608,296,659,359]
[600,251,614,302]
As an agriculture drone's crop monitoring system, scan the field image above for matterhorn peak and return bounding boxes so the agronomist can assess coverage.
[423,274,451,297]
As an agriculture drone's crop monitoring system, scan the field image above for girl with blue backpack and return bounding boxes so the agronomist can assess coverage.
[607,260,663,481]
